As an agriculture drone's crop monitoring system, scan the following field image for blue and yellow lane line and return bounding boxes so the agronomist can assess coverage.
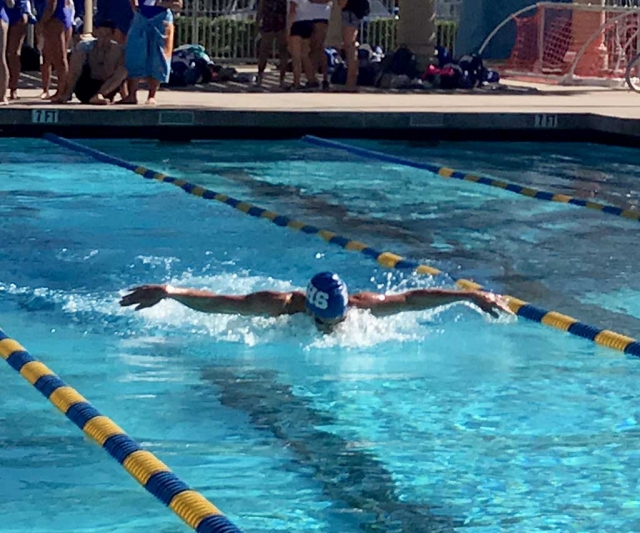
[301,136,640,224]
[0,328,241,533]
[43,134,640,357]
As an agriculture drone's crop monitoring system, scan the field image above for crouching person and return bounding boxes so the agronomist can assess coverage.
[52,19,127,104]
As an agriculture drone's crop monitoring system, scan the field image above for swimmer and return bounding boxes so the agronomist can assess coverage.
[120,272,513,333]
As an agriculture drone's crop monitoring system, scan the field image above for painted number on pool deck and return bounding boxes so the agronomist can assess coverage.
[32,110,59,124]
[534,114,559,128]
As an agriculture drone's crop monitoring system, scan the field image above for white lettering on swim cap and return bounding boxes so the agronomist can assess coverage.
[306,284,329,310]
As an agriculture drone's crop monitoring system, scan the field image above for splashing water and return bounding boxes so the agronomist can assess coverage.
[2,269,510,350]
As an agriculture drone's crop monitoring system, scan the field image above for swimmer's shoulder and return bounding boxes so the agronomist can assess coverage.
[284,290,307,315]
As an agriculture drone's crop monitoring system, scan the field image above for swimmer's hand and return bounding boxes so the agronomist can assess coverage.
[120,284,168,310]
[470,291,513,319]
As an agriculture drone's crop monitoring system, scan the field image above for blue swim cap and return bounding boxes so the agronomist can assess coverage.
[306,272,349,320]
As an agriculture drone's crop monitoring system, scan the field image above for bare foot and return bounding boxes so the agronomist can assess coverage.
[39,91,50,100]
[89,94,110,105]
[145,97,157,106]
[9,90,18,100]
[120,96,138,105]
[0,98,8,106]
[50,93,71,104]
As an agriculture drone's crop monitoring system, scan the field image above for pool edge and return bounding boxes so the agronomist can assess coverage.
[2,109,640,146]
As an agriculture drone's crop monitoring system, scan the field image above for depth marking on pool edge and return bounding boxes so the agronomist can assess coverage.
[301,136,640,224]
[0,329,242,533]
[43,134,640,358]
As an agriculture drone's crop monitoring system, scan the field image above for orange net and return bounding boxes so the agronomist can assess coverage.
[503,6,640,80]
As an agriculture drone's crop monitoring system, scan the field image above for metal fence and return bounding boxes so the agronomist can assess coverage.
[174,0,459,61]
[605,0,640,6]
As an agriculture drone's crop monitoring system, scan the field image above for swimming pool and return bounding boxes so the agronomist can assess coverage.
[2,137,640,533]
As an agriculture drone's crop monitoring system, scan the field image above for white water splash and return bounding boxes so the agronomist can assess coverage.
[2,271,510,349]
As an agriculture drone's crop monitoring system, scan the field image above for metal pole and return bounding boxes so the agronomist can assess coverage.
[84,0,94,34]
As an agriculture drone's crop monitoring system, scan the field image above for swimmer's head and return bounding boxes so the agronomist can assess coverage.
[306,272,348,332]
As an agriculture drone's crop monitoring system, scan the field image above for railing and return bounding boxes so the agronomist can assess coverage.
[174,16,458,62]
[174,0,458,61]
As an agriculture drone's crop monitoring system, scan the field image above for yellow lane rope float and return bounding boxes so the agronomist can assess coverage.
[43,134,640,357]
[0,328,242,533]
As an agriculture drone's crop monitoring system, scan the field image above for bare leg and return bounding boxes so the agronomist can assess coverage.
[288,35,302,88]
[310,22,328,88]
[0,21,8,104]
[44,19,70,99]
[342,24,358,91]
[40,62,52,98]
[7,16,28,99]
[122,78,140,104]
[276,29,288,87]
[301,39,315,85]
[257,31,275,86]
[146,77,159,105]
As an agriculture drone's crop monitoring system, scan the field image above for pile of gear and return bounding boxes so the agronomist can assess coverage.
[168,44,253,86]
[328,44,500,90]
[167,41,500,91]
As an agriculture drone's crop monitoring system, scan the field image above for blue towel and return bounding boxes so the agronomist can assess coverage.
[125,10,174,83]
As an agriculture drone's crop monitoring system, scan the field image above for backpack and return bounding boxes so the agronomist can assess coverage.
[21,44,41,72]
[389,46,419,78]
[349,0,370,19]
[458,54,486,88]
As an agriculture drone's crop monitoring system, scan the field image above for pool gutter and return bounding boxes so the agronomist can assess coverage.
[1,108,640,146]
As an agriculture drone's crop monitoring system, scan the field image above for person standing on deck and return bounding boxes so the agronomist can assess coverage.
[255,0,288,89]
[96,0,134,45]
[38,0,74,100]
[122,0,183,105]
[0,3,8,105]
[5,0,35,100]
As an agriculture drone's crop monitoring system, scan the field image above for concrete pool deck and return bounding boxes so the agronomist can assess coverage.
[2,78,640,143]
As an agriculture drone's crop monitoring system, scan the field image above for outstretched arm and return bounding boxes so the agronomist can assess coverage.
[52,46,88,102]
[350,289,512,318]
[120,284,305,317]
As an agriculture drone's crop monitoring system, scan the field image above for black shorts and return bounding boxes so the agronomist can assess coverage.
[290,20,313,39]
[74,64,118,104]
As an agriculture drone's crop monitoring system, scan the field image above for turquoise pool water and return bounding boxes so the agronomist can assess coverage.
[1,138,640,533]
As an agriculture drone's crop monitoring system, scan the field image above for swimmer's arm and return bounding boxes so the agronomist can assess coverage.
[350,290,512,318]
[120,285,305,316]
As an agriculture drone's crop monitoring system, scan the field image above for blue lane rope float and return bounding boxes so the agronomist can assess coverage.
[0,328,241,533]
[301,135,640,224]
[43,134,640,357]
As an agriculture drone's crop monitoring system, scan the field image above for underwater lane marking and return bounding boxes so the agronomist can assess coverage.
[302,136,640,225]
[43,134,640,358]
[0,327,242,533]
